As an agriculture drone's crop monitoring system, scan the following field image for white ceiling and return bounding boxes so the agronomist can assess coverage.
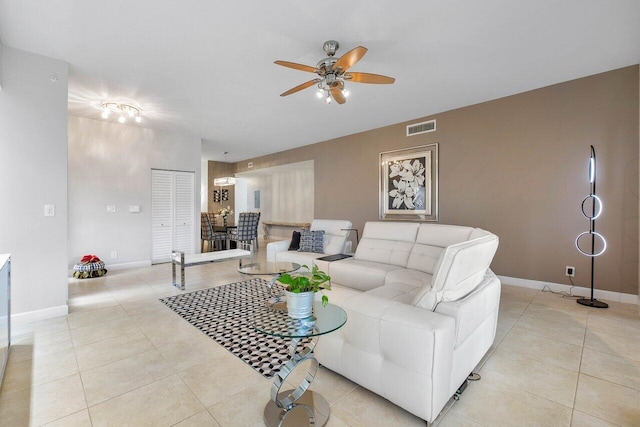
[1,1,639,162]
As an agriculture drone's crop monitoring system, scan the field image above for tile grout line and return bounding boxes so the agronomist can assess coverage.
[68,328,91,425]
[568,308,590,426]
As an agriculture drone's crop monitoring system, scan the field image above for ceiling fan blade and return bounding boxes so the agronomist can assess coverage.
[344,72,395,84]
[274,60,318,73]
[333,46,368,72]
[329,85,346,104]
[280,79,322,97]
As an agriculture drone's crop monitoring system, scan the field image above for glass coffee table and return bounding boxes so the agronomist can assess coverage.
[238,261,300,304]
[253,302,347,427]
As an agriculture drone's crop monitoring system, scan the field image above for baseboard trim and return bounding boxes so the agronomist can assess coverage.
[12,304,69,326]
[105,260,152,271]
[68,260,153,276]
[497,275,639,305]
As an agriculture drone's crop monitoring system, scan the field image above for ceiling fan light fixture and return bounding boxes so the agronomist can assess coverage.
[275,40,394,105]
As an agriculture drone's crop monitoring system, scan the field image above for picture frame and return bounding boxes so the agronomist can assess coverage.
[213,189,229,203]
[379,143,438,221]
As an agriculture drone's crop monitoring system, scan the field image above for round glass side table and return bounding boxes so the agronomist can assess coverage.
[252,302,347,427]
[238,261,301,305]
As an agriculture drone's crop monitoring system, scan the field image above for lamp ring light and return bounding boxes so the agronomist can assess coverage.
[575,231,607,257]
[580,194,602,220]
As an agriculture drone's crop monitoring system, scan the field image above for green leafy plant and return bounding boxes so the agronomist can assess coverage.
[277,264,331,306]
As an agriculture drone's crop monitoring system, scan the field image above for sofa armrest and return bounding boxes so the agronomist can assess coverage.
[266,239,290,262]
[315,286,455,422]
[434,270,501,349]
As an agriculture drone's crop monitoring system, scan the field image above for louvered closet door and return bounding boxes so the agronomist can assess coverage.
[174,171,194,254]
[151,170,173,262]
[151,170,195,263]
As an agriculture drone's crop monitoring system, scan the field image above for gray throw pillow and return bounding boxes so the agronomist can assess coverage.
[298,230,325,253]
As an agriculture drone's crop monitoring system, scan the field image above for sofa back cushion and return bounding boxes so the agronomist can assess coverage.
[311,219,353,255]
[412,230,499,310]
[407,224,475,274]
[355,222,419,267]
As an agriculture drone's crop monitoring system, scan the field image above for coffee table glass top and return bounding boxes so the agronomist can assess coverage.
[238,261,300,276]
[253,302,347,339]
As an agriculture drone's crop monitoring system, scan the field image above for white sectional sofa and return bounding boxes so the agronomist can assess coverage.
[268,221,500,424]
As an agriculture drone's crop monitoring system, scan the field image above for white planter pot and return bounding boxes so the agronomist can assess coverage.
[284,290,314,319]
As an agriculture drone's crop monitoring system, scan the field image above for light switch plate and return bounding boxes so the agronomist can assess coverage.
[44,204,55,217]
[129,205,140,213]
[107,205,116,213]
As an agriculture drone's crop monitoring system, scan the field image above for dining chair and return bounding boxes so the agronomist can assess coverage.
[200,212,227,252]
[228,212,260,250]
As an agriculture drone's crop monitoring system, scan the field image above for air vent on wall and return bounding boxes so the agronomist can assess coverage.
[406,119,436,136]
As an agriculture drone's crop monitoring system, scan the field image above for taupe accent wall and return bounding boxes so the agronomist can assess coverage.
[208,161,237,226]
[237,66,639,295]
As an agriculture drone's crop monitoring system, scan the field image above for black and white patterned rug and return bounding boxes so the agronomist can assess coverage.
[160,278,302,378]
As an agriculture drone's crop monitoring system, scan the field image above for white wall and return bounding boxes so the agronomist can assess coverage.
[236,161,314,238]
[0,47,69,319]
[234,178,248,224]
[0,40,4,89]
[68,117,201,268]
[201,158,208,212]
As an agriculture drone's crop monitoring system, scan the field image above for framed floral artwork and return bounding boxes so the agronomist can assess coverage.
[379,144,438,221]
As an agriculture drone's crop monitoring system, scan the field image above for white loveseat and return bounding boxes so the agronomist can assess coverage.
[266,219,353,266]
[309,222,500,424]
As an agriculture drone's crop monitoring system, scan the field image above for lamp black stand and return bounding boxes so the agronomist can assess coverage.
[576,145,608,309]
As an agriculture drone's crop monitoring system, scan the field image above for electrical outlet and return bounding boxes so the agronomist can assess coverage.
[111,251,118,259]
[566,266,575,277]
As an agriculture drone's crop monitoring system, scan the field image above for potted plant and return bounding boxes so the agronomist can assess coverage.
[276,264,331,319]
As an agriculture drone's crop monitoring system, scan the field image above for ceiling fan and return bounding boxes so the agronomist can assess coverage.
[275,40,395,104]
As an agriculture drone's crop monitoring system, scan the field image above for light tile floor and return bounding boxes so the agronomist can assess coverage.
[0,242,639,426]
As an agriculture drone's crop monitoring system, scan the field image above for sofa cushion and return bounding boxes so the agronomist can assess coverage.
[406,224,475,274]
[355,222,419,267]
[356,239,415,267]
[412,232,499,310]
[311,219,353,255]
[385,268,432,289]
[360,221,420,241]
[406,244,444,275]
[329,259,403,291]
[367,279,425,304]
[275,249,326,266]
[416,224,475,247]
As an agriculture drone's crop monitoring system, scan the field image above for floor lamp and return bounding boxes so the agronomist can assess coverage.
[575,145,608,309]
